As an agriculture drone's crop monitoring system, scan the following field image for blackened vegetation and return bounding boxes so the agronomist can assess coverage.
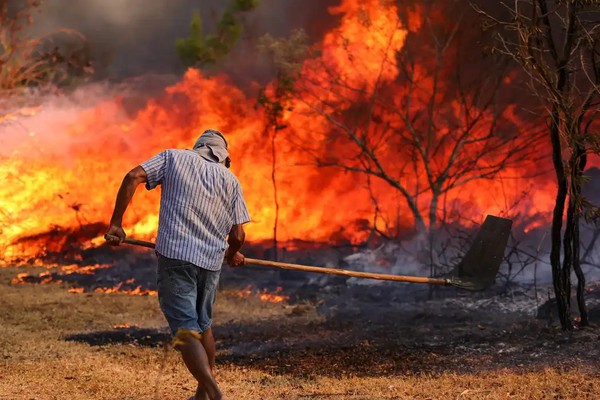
[9,222,106,263]
[216,303,600,378]
[8,223,157,293]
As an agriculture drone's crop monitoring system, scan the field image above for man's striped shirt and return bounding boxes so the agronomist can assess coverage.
[140,149,250,271]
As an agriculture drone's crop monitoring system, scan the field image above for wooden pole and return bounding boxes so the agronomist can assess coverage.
[244,257,449,285]
[107,236,449,286]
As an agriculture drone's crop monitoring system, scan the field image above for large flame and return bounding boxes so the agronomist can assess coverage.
[0,0,592,265]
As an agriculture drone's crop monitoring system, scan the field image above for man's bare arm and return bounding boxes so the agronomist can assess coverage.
[225,224,245,267]
[106,166,147,244]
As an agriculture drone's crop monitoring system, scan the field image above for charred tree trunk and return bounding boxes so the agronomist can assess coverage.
[544,0,573,330]
[549,106,571,330]
[571,146,588,326]
[562,192,574,327]
[429,191,439,231]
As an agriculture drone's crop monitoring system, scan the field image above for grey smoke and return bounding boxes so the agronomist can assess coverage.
[30,0,338,84]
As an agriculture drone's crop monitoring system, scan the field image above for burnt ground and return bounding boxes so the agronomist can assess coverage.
[214,286,600,379]
[46,243,600,380]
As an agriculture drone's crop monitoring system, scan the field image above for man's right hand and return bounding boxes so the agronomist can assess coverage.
[226,251,245,267]
[105,225,126,245]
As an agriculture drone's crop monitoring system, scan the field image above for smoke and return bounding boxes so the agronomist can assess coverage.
[30,0,338,84]
[0,75,176,159]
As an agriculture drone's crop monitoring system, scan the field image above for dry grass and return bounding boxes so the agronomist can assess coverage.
[1,266,599,400]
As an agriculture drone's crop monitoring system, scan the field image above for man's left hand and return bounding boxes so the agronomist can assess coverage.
[226,251,245,267]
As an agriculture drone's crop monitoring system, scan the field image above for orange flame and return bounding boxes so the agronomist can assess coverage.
[11,272,31,285]
[94,283,157,296]
[10,266,157,297]
[0,0,594,265]
[259,287,289,304]
[113,324,135,329]
[225,285,289,304]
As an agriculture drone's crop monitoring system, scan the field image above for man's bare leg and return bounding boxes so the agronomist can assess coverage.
[194,328,217,400]
[177,335,225,400]
[201,328,217,370]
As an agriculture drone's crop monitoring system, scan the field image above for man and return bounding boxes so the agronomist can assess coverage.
[105,129,250,400]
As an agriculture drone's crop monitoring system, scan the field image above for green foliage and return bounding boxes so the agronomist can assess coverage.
[232,0,258,12]
[175,0,258,67]
[175,12,208,66]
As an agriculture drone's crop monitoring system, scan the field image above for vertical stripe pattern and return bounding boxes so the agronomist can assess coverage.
[140,149,251,271]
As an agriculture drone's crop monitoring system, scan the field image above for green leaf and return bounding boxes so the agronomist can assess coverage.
[175,1,258,67]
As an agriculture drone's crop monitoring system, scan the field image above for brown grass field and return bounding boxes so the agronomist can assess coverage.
[1,265,599,400]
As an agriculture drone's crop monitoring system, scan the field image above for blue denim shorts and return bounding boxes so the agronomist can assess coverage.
[156,253,221,335]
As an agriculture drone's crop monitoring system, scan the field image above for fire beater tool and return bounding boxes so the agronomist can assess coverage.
[105,215,512,291]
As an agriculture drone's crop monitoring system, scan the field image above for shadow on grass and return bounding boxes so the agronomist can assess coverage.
[64,327,171,347]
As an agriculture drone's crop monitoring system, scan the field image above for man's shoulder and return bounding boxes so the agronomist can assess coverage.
[161,149,241,182]
[209,164,242,189]
[145,148,179,159]
[226,171,244,194]
[165,148,190,157]
[161,148,201,162]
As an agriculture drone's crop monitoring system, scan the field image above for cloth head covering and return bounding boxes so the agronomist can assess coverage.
[193,129,229,163]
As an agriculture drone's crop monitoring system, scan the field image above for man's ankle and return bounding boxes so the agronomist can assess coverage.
[194,384,208,400]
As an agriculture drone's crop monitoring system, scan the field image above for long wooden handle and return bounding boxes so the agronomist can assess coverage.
[107,236,449,286]
[120,238,156,249]
[244,257,448,285]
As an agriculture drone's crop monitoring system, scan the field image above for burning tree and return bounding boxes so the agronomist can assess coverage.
[0,0,90,91]
[281,2,542,234]
[476,0,600,329]
[0,0,46,90]
[255,30,311,260]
